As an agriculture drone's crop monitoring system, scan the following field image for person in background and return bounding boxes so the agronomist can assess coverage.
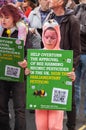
[48,0,81,130]
[15,0,23,7]
[28,0,52,48]
[0,4,26,130]
[35,19,76,130]
[66,0,76,9]
[32,0,38,5]
[0,0,28,44]
[0,0,16,7]
[74,0,86,117]
[73,0,79,4]
[21,0,36,17]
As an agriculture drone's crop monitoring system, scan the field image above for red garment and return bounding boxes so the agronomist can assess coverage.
[24,7,32,17]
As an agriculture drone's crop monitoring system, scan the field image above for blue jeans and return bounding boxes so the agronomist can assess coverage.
[74,54,86,114]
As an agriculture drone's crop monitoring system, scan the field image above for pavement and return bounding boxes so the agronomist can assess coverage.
[9,85,86,130]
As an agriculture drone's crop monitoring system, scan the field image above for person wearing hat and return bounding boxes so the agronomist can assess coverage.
[20,19,76,130]
[35,19,64,130]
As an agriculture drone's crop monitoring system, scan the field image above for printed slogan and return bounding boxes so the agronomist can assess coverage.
[26,49,73,111]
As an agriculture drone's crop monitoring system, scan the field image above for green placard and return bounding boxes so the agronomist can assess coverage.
[26,49,73,111]
[0,37,24,82]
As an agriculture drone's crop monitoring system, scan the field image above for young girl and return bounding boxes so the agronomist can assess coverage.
[19,19,75,130]
[35,19,64,130]
[35,19,76,130]
[0,4,26,130]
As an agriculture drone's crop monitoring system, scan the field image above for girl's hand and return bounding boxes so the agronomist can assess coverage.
[67,71,76,82]
[18,59,27,68]
[25,68,30,75]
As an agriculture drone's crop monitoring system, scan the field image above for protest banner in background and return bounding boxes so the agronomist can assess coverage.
[26,49,73,111]
[0,37,24,82]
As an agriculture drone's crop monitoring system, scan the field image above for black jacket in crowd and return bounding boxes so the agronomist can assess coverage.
[49,8,81,70]
[74,3,86,54]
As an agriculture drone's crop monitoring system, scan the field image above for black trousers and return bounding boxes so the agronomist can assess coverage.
[66,82,76,130]
[0,80,26,130]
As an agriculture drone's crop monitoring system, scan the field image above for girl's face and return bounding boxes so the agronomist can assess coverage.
[44,29,57,49]
[0,13,14,29]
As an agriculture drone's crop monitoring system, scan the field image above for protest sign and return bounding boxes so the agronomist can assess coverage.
[0,37,24,82]
[26,49,73,110]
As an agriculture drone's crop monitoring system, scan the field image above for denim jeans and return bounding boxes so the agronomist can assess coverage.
[0,80,26,130]
[74,54,86,115]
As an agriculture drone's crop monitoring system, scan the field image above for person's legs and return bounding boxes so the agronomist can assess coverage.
[74,54,86,115]
[35,110,48,130]
[12,81,26,130]
[66,82,76,130]
[80,55,86,115]
[74,61,81,115]
[49,110,64,130]
[0,81,11,130]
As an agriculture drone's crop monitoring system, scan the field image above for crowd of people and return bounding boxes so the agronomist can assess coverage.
[0,0,86,130]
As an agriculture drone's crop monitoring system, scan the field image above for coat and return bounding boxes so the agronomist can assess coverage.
[49,9,81,70]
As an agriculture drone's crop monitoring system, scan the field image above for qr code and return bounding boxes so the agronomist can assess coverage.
[5,65,20,78]
[51,88,68,105]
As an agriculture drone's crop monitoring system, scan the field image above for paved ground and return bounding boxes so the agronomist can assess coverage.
[9,85,86,130]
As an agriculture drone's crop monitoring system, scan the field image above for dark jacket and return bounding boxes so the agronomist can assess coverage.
[2,28,18,38]
[49,9,81,70]
[74,3,86,54]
